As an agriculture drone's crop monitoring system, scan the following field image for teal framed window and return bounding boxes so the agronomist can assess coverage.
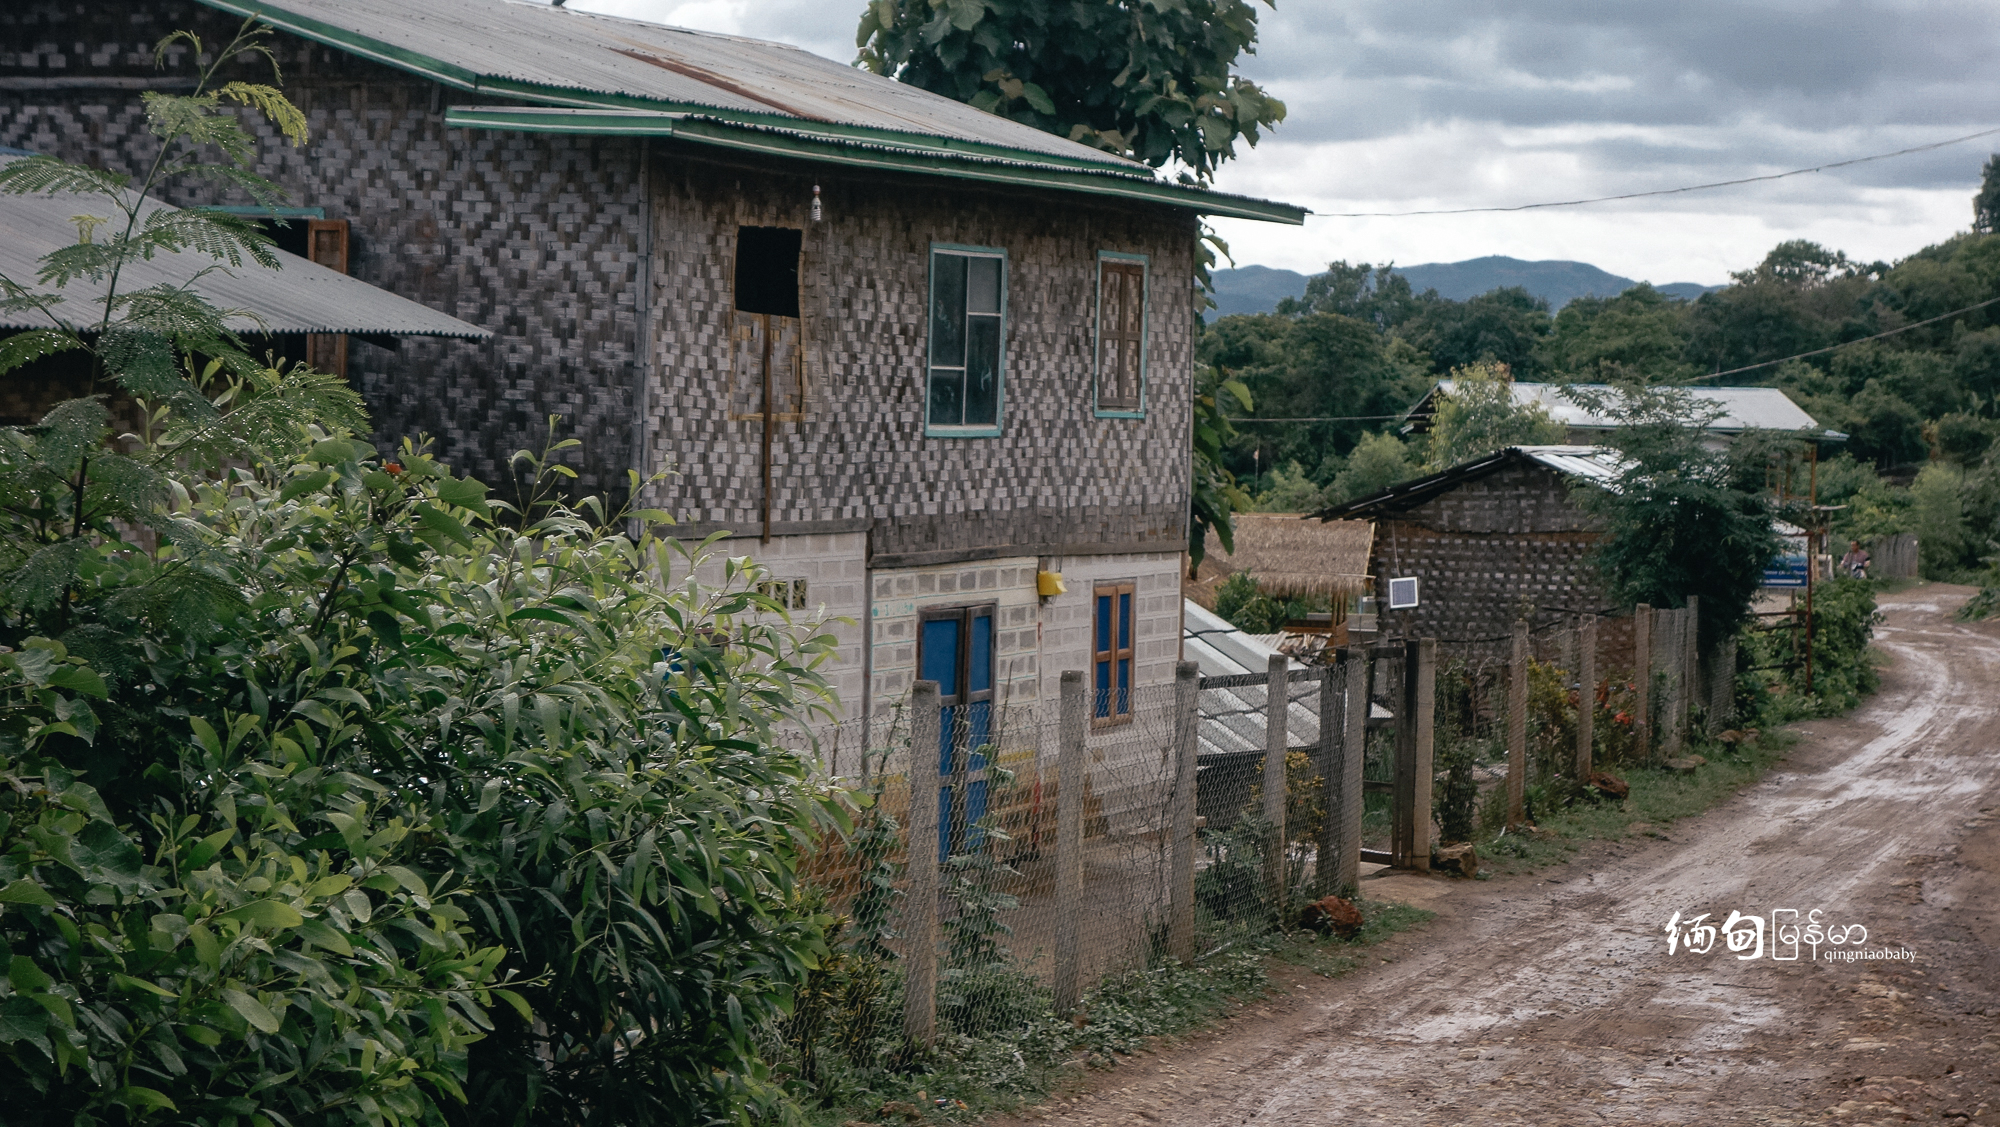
[927,244,1008,436]
[1094,251,1148,417]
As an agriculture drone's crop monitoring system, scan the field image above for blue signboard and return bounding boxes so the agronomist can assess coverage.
[1763,534,1812,588]
[1761,553,1810,589]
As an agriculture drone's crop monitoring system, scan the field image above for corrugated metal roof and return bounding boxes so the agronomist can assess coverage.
[1185,600,1390,759]
[202,0,1136,168]
[193,0,1306,223]
[0,168,491,338]
[1314,444,1631,520]
[1413,380,1837,437]
[1516,444,1630,484]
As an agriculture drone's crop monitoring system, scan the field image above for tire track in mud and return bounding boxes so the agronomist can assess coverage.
[1007,586,2000,1127]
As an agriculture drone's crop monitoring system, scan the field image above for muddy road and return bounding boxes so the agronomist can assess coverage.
[1008,584,2000,1126]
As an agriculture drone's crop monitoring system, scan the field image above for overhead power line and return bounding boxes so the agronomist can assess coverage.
[1690,294,2000,382]
[1226,413,1407,423]
[1311,125,2000,219]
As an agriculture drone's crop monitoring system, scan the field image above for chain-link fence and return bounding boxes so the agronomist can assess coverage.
[777,657,1378,1072]
[1424,601,1739,843]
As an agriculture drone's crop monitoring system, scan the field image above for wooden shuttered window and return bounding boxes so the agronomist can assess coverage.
[1092,581,1135,726]
[304,218,350,377]
[1096,258,1145,412]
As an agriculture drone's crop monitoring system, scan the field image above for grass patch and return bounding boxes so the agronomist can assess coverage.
[1476,728,1794,875]
[800,897,1431,1125]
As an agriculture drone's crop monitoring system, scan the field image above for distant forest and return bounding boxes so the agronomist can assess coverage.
[1200,165,2000,582]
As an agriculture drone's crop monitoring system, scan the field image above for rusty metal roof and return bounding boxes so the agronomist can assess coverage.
[193,0,1306,223]
[0,167,491,338]
[202,0,1133,167]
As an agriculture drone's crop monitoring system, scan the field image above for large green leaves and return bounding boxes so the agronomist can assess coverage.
[858,0,1286,182]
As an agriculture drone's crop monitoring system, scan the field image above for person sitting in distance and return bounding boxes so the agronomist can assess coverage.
[1839,540,1871,579]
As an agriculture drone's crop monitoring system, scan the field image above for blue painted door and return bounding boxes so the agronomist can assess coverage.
[920,606,995,862]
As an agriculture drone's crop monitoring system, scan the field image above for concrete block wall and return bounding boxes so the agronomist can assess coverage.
[674,532,869,713]
[869,558,1041,707]
[1035,551,1184,699]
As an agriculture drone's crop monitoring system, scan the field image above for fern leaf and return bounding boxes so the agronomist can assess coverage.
[0,155,130,199]
[218,82,310,148]
[0,331,84,377]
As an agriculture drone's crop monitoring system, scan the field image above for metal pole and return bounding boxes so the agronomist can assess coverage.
[1576,614,1596,780]
[1168,660,1200,964]
[1263,652,1289,917]
[1053,671,1086,1013]
[904,680,941,1047]
[1507,620,1528,829]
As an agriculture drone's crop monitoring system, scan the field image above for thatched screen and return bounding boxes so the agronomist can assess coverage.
[1186,513,1374,608]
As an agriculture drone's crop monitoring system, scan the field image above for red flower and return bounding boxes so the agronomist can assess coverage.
[1613,711,1633,726]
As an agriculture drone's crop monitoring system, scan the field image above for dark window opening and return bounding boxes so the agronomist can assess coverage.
[734,226,802,317]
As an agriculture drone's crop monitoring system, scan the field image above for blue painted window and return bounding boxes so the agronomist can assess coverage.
[919,604,998,860]
[1093,581,1135,724]
[927,247,1006,434]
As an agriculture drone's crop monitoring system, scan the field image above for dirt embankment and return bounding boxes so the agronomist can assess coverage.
[998,585,2000,1127]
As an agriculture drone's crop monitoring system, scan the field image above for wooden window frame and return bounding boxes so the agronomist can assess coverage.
[304,218,350,377]
[728,225,809,423]
[1092,581,1136,727]
[925,243,1008,438]
[1093,251,1148,418]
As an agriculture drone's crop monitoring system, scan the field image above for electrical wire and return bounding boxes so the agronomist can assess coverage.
[1308,125,2000,219]
[1225,413,1408,423]
[1690,294,2000,382]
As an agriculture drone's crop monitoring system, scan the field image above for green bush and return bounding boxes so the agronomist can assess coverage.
[1739,578,1880,719]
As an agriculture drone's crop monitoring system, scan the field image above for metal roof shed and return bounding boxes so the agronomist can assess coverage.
[0,165,491,340]
[1402,381,1847,443]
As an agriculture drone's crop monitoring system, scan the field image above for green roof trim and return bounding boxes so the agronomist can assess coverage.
[444,107,1308,224]
[194,0,1148,176]
[193,0,1306,223]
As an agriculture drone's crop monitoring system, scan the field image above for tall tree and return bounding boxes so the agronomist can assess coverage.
[856,0,1286,183]
[1976,153,2000,234]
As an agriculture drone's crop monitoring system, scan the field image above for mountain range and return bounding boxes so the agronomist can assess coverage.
[1211,256,1722,319]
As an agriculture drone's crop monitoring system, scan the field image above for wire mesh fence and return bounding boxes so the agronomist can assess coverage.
[771,607,1740,1079]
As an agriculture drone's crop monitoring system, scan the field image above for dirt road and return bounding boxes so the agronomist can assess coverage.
[1010,584,2000,1127]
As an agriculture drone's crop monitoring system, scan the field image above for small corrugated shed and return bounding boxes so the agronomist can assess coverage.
[1403,380,1846,442]
[0,164,491,339]
[1315,445,1626,520]
[1186,512,1374,608]
[195,0,1304,223]
[1184,599,1324,758]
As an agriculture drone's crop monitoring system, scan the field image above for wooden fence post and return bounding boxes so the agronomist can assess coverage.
[1052,671,1086,1014]
[904,680,941,1047]
[1313,662,1340,898]
[1712,636,1736,728]
[1263,653,1290,917]
[1688,595,1704,735]
[1168,660,1200,965]
[1393,639,1435,872]
[1576,615,1596,780]
[1634,604,1652,764]
[1507,620,1528,829]
[1333,648,1368,896]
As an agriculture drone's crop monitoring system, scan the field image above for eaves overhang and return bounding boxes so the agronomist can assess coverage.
[443,106,1310,224]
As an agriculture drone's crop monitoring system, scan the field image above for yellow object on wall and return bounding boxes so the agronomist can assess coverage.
[1036,570,1067,597]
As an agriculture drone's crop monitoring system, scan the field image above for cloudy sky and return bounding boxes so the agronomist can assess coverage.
[571,0,1998,287]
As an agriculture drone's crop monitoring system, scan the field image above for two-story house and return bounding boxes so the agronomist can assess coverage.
[0,0,1305,736]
